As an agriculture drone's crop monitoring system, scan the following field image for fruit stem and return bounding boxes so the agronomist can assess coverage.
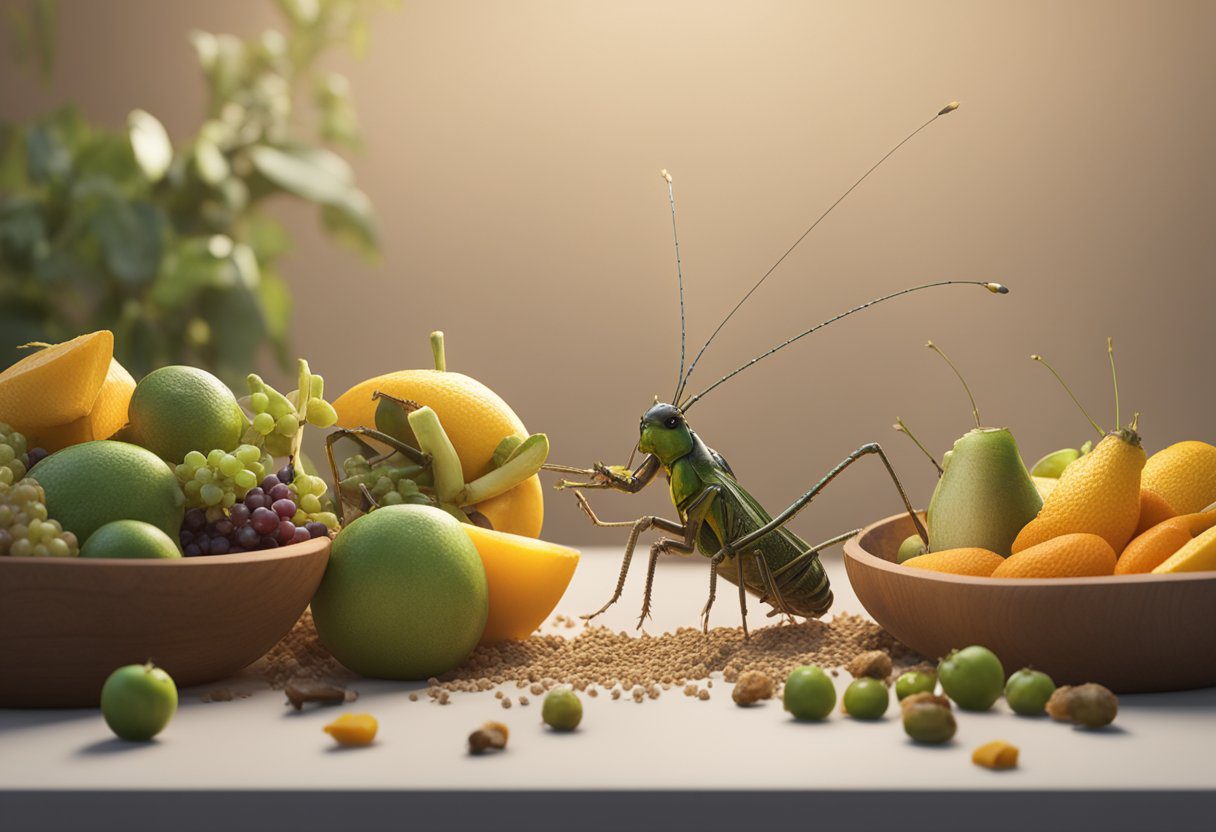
[893,417,943,476]
[430,331,446,372]
[1030,354,1105,438]
[926,341,982,429]
[407,406,463,504]
[462,434,549,504]
[1107,337,1120,431]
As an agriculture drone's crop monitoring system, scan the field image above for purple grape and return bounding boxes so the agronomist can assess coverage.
[272,498,297,519]
[228,504,251,527]
[259,535,279,549]
[184,544,202,556]
[277,464,294,484]
[305,521,329,539]
[277,520,296,543]
[236,525,260,549]
[196,534,212,553]
[212,519,234,537]
[269,483,292,502]
[210,536,231,555]
[244,488,267,510]
[25,447,49,468]
[250,506,279,535]
[184,508,207,532]
[180,530,195,546]
[260,475,281,493]
[291,527,311,545]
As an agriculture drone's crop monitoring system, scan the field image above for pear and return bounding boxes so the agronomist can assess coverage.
[926,427,1043,557]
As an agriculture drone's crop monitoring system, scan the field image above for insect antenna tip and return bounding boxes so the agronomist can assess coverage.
[660,169,672,183]
[939,101,960,115]
[985,282,1009,294]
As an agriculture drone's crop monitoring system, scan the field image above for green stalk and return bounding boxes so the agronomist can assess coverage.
[461,434,549,504]
[430,331,446,372]
[408,406,463,504]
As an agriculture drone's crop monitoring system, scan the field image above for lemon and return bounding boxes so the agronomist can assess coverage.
[81,519,181,559]
[0,331,113,429]
[26,358,137,452]
[31,440,185,543]
[127,366,244,463]
[1142,441,1216,515]
[312,504,488,680]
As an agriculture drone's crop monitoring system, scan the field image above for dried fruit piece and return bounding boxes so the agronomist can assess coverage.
[323,712,378,746]
[468,721,509,754]
[847,650,892,680]
[1046,683,1118,729]
[285,680,357,711]
[732,671,774,706]
[902,701,956,744]
[972,740,1019,769]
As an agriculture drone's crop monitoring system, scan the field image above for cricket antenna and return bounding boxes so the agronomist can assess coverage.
[680,281,1006,411]
[673,101,963,404]
[1030,353,1105,438]
[662,169,687,403]
[925,340,982,429]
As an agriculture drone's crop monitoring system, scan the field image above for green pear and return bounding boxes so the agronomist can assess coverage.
[926,427,1043,557]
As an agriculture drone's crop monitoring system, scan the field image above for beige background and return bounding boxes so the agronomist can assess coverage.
[3,0,1215,546]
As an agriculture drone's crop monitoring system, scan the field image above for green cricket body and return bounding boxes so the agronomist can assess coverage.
[639,402,833,617]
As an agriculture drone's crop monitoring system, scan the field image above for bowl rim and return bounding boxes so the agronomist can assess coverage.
[0,534,330,569]
[844,511,1216,588]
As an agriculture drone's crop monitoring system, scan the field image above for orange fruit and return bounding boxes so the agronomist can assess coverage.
[902,548,1005,577]
[992,533,1115,578]
[0,331,113,429]
[333,335,543,537]
[1116,511,1216,575]
[1012,431,1144,555]
[1133,489,1177,537]
[1152,524,1216,573]
[463,525,579,643]
[1141,441,1216,515]
[24,358,136,452]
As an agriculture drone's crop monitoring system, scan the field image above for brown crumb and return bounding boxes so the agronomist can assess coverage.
[501,697,512,709]
[409,693,418,702]
[519,696,530,706]
[284,680,356,711]
[732,670,774,706]
[848,650,893,680]
[201,688,234,703]
[900,691,952,713]
[468,721,509,755]
[697,689,711,701]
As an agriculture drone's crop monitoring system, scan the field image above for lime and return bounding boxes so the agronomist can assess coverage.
[782,665,835,721]
[842,677,889,719]
[895,670,937,701]
[100,662,178,741]
[31,440,185,543]
[1005,668,1056,716]
[896,534,927,563]
[542,687,583,731]
[127,366,244,464]
[311,504,488,680]
[81,519,181,559]
[938,645,1005,711]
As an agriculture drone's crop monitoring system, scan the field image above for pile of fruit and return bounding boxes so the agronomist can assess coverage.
[894,340,1216,578]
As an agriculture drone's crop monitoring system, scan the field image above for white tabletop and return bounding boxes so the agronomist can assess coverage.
[1,546,1212,797]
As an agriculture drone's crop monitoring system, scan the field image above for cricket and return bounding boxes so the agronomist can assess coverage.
[545,102,1008,635]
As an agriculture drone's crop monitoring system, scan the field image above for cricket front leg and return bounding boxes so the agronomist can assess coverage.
[546,454,662,493]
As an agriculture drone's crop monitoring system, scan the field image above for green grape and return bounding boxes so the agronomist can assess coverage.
[235,445,262,465]
[175,444,267,510]
[381,490,404,506]
[233,469,257,490]
[250,391,270,414]
[184,450,207,470]
[252,412,276,436]
[0,477,80,557]
[218,454,241,477]
[275,414,299,437]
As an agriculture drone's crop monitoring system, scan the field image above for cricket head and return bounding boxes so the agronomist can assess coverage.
[638,401,693,464]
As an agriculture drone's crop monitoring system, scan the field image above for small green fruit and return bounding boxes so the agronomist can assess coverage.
[1005,668,1056,716]
[81,519,181,559]
[896,534,928,563]
[1030,447,1082,478]
[938,645,1005,711]
[783,666,836,721]
[902,702,956,744]
[842,677,889,720]
[895,670,936,701]
[542,687,583,731]
[100,662,178,741]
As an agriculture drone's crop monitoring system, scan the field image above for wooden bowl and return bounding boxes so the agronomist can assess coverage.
[0,537,330,707]
[843,513,1216,693]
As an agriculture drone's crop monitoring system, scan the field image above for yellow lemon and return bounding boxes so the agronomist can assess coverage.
[463,525,579,643]
[1152,524,1216,573]
[0,331,113,429]
[25,358,136,452]
[1142,441,1216,515]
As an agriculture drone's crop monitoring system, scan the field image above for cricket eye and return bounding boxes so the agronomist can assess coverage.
[664,416,680,429]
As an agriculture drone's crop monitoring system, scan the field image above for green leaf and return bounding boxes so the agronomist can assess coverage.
[194,138,230,185]
[247,143,352,202]
[202,283,267,387]
[25,122,71,183]
[244,213,291,262]
[0,199,48,268]
[321,195,378,257]
[127,109,172,182]
[0,124,30,193]
[91,198,165,286]
[151,236,235,309]
[256,267,293,364]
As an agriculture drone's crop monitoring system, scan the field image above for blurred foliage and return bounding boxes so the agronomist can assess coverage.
[0,0,395,384]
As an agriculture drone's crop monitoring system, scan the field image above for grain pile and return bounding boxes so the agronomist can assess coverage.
[252,609,919,700]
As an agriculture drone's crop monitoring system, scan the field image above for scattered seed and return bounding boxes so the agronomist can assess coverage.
[848,650,893,680]
[698,690,711,701]
[468,721,509,755]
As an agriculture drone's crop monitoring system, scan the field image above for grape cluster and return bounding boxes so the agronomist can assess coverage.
[0,422,49,486]
[340,454,431,511]
[174,444,272,511]
[0,478,80,558]
[180,463,333,556]
[244,362,338,458]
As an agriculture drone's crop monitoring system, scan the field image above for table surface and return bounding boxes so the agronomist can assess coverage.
[1,547,1213,792]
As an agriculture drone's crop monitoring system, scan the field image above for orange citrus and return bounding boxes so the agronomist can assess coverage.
[1152,524,1216,573]
[1133,488,1177,537]
[993,533,1115,578]
[0,331,113,429]
[463,525,579,643]
[1116,511,1216,575]
[902,548,1005,577]
[1141,441,1216,515]
[1012,431,1144,555]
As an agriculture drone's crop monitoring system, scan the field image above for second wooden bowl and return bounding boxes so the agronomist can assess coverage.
[843,513,1216,693]
[0,537,330,707]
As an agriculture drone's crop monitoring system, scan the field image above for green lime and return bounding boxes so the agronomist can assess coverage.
[311,504,488,680]
[895,670,937,701]
[842,677,889,719]
[1005,668,1056,716]
[31,440,185,543]
[938,645,1005,711]
[81,519,181,559]
[902,702,956,744]
[127,366,244,464]
[100,662,178,741]
[782,665,836,721]
[542,687,583,731]
[896,534,928,563]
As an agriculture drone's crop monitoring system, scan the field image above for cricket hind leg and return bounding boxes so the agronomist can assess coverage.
[637,535,696,628]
